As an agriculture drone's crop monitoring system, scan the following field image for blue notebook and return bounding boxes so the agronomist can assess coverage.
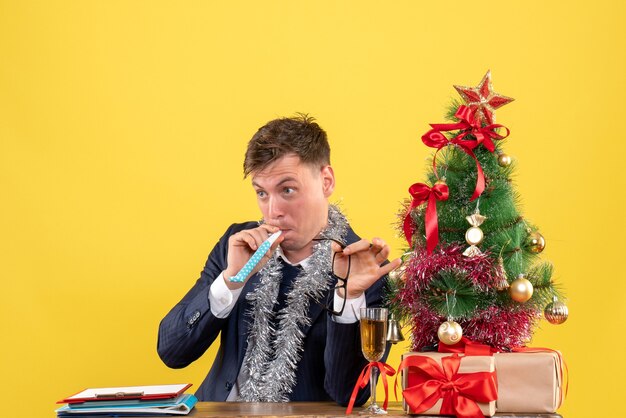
[56,393,197,416]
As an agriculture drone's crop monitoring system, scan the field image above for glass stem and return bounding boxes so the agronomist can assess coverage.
[370,365,378,407]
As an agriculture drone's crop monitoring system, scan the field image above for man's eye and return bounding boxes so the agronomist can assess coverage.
[283,187,295,195]
[256,190,267,198]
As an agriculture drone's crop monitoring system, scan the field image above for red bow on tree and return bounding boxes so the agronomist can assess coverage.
[397,354,498,418]
[429,105,510,152]
[421,105,510,201]
[403,181,449,254]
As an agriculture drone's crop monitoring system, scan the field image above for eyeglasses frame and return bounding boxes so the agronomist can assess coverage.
[312,237,351,316]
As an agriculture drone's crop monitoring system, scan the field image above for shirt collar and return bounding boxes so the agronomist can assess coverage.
[276,246,312,271]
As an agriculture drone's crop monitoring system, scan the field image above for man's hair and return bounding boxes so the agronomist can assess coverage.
[243,113,330,178]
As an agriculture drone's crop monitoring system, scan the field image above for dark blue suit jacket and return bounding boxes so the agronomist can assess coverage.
[157,222,388,405]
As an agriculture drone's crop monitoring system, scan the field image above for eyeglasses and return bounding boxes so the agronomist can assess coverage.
[312,238,351,316]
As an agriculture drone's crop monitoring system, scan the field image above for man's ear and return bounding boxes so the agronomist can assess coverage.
[321,165,335,197]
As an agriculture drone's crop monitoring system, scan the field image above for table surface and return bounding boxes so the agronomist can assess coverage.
[177,401,563,418]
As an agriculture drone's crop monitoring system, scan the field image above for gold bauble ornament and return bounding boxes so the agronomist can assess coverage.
[526,231,546,253]
[497,153,512,167]
[544,296,569,324]
[510,274,533,303]
[437,320,463,345]
[434,179,448,187]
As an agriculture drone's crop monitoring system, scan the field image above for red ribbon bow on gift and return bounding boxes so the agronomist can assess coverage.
[397,354,498,418]
[421,105,510,201]
[345,361,396,415]
[403,181,449,254]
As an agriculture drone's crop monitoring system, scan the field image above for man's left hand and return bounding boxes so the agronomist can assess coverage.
[331,238,402,299]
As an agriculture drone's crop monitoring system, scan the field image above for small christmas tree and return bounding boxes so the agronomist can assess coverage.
[390,71,569,352]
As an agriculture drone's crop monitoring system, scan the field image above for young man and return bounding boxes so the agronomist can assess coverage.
[157,115,401,405]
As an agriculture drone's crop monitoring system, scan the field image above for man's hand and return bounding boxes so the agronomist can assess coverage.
[331,238,402,299]
[223,224,283,290]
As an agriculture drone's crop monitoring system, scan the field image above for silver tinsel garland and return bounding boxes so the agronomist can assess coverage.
[238,205,348,402]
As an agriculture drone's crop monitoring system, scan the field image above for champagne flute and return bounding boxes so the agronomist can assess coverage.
[359,307,388,415]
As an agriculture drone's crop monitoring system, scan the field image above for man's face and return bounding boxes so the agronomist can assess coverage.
[251,154,335,259]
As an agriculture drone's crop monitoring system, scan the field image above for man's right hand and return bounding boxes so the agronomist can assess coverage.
[223,224,283,290]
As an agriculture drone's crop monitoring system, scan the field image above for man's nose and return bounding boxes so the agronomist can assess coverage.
[267,196,284,222]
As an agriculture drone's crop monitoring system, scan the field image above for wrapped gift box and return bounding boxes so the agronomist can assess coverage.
[400,352,497,417]
[494,351,564,413]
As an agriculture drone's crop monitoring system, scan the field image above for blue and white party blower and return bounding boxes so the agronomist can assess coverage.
[229,230,283,283]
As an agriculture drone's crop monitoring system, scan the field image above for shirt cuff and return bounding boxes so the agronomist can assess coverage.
[332,291,366,324]
[209,272,243,318]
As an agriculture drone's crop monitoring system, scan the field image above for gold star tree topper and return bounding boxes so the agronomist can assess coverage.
[454,70,514,124]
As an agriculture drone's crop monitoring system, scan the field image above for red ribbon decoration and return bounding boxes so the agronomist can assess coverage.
[345,361,396,415]
[421,105,510,201]
[403,181,449,254]
[397,354,498,418]
[428,105,510,152]
[438,337,497,356]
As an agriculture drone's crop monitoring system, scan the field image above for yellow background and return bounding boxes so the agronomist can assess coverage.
[1,1,624,417]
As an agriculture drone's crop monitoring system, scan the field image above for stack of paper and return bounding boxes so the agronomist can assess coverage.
[56,384,197,416]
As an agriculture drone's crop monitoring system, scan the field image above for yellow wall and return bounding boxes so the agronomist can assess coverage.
[1,1,624,417]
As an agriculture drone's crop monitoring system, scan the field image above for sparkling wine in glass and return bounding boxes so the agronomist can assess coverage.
[359,307,388,415]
